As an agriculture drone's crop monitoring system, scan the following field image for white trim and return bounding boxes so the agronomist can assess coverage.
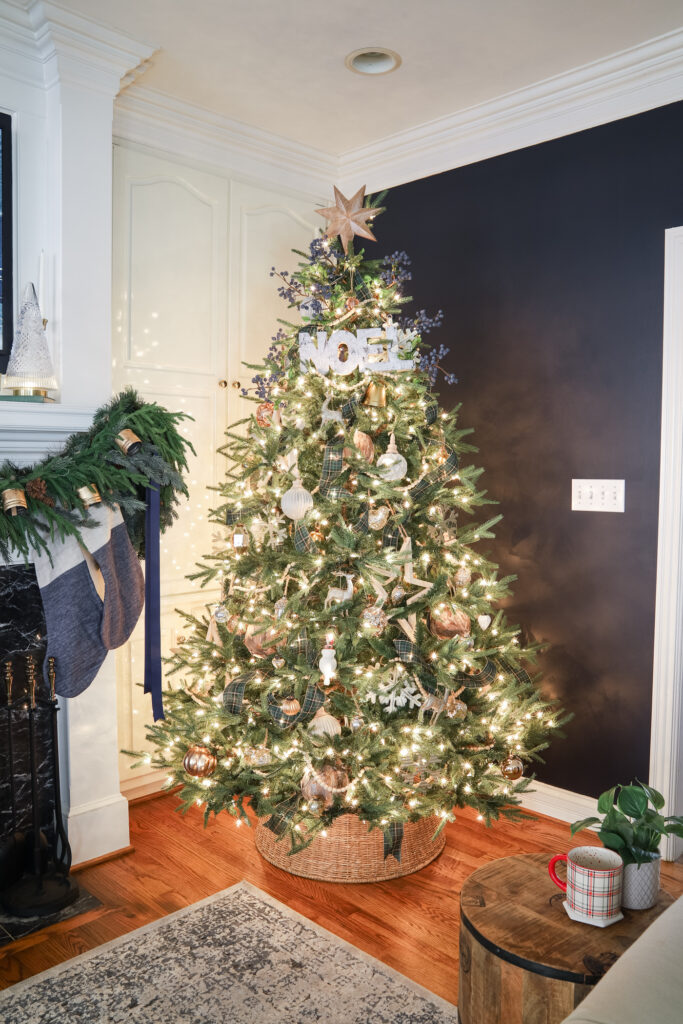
[113,87,335,198]
[0,403,95,464]
[517,781,597,827]
[338,27,683,192]
[650,227,683,863]
[65,791,130,865]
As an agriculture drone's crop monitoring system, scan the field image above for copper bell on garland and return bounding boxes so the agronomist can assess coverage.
[115,428,142,455]
[501,754,524,781]
[183,744,217,778]
[363,381,386,407]
[77,484,102,508]
[2,488,28,517]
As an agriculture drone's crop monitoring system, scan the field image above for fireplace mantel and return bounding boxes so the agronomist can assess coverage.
[0,403,97,466]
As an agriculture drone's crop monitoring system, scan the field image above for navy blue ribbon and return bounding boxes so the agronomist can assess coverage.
[144,483,164,721]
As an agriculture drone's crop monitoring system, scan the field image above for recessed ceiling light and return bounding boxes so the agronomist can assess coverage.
[345,47,402,76]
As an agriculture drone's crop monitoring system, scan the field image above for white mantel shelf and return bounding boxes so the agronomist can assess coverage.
[0,402,97,465]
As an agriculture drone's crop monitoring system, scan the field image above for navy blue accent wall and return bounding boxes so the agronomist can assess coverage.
[379,100,683,797]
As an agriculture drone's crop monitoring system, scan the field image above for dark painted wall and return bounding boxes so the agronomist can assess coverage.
[379,101,683,797]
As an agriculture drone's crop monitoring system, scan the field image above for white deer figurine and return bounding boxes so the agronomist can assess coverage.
[321,397,344,425]
[324,573,354,609]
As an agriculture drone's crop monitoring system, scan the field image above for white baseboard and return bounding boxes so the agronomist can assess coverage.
[517,781,597,825]
[66,792,130,865]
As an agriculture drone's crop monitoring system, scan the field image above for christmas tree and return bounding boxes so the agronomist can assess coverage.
[143,187,563,860]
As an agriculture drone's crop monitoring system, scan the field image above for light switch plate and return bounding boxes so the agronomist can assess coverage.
[571,479,625,513]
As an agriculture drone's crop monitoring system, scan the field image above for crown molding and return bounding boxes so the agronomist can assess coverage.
[0,0,155,95]
[338,26,683,192]
[114,86,335,198]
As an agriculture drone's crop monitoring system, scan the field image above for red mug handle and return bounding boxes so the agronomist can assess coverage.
[548,854,568,892]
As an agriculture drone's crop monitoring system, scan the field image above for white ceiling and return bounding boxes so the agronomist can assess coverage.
[51,0,683,153]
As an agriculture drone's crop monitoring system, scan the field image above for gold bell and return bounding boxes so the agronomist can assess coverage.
[115,428,142,455]
[77,484,102,508]
[2,488,28,517]
[363,381,387,407]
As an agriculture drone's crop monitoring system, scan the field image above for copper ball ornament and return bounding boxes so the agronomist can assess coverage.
[281,695,301,716]
[352,428,375,463]
[429,604,471,640]
[183,744,217,778]
[255,401,275,428]
[501,755,524,781]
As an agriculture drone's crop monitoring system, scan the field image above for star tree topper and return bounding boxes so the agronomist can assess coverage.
[316,186,382,254]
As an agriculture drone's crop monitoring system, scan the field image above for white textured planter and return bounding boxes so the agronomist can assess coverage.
[622,856,661,910]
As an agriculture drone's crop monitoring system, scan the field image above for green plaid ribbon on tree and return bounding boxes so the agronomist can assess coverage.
[222,672,253,713]
[409,447,459,501]
[393,638,422,664]
[267,682,325,727]
[319,443,344,497]
[290,628,317,665]
[382,523,401,549]
[383,822,404,861]
[352,503,370,535]
[457,658,497,688]
[341,393,359,422]
[263,797,298,836]
[425,401,438,426]
[498,658,532,687]
[294,522,315,552]
[225,504,255,525]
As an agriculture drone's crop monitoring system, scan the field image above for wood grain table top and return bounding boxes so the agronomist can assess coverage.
[460,853,675,985]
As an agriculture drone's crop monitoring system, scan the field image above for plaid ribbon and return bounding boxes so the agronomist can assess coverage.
[409,476,433,501]
[457,659,497,688]
[267,681,325,727]
[382,524,401,549]
[222,672,253,714]
[294,522,315,552]
[393,638,422,664]
[383,822,404,862]
[225,504,255,526]
[263,797,298,836]
[409,447,459,501]
[425,401,438,425]
[319,443,344,497]
[352,503,370,535]
[341,393,359,423]
[498,658,532,688]
[291,628,317,666]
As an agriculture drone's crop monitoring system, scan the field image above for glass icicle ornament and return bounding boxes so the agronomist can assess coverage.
[2,283,57,398]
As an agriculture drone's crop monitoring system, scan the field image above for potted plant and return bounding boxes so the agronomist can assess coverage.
[570,781,683,910]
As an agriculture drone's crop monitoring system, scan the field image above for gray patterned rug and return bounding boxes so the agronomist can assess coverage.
[0,881,458,1023]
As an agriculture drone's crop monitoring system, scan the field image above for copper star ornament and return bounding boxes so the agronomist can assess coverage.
[316,185,381,254]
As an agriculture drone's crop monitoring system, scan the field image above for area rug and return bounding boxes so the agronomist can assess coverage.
[0,880,459,1023]
[0,886,100,948]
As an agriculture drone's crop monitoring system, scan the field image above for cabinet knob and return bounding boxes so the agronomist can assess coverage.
[218,379,228,389]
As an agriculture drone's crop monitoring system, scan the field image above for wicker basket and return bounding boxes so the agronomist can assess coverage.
[255,813,446,883]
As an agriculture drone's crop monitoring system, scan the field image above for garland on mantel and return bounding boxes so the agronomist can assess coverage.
[0,389,195,561]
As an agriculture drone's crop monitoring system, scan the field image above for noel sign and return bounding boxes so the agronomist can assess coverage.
[299,325,414,376]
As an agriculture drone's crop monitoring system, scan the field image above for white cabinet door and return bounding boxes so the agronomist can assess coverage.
[112,146,317,796]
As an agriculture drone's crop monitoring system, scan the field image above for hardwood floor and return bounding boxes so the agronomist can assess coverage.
[1,795,682,1004]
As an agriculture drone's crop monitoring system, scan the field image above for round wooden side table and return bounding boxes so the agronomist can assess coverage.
[459,853,673,1024]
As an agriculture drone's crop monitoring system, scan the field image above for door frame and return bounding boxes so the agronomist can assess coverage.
[650,225,683,860]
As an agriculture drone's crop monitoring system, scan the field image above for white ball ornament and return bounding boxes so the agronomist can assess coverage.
[281,476,314,520]
[377,433,408,482]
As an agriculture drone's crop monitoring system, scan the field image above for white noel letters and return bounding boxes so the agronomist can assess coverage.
[299,326,414,375]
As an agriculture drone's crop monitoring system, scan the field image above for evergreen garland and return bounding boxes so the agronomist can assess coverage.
[0,388,194,561]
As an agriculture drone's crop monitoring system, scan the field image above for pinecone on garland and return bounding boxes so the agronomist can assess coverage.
[25,478,55,506]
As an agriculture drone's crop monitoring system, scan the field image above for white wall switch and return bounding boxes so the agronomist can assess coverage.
[571,479,625,513]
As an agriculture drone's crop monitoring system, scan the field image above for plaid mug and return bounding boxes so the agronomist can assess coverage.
[548,846,623,925]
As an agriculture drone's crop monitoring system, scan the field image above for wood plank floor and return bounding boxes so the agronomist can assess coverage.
[1,795,682,1004]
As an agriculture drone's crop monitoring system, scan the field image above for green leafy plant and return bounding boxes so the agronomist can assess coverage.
[571,781,683,865]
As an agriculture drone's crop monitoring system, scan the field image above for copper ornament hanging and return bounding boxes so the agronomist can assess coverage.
[281,695,301,716]
[77,484,102,508]
[244,623,279,658]
[352,428,375,463]
[429,604,471,640]
[363,381,386,408]
[2,488,28,517]
[183,744,217,778]
[115,428,142,455]
[255,401,275,428]
[501,755,524,782]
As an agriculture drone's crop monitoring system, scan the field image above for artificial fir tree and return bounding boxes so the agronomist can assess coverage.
[143,188,564,865]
